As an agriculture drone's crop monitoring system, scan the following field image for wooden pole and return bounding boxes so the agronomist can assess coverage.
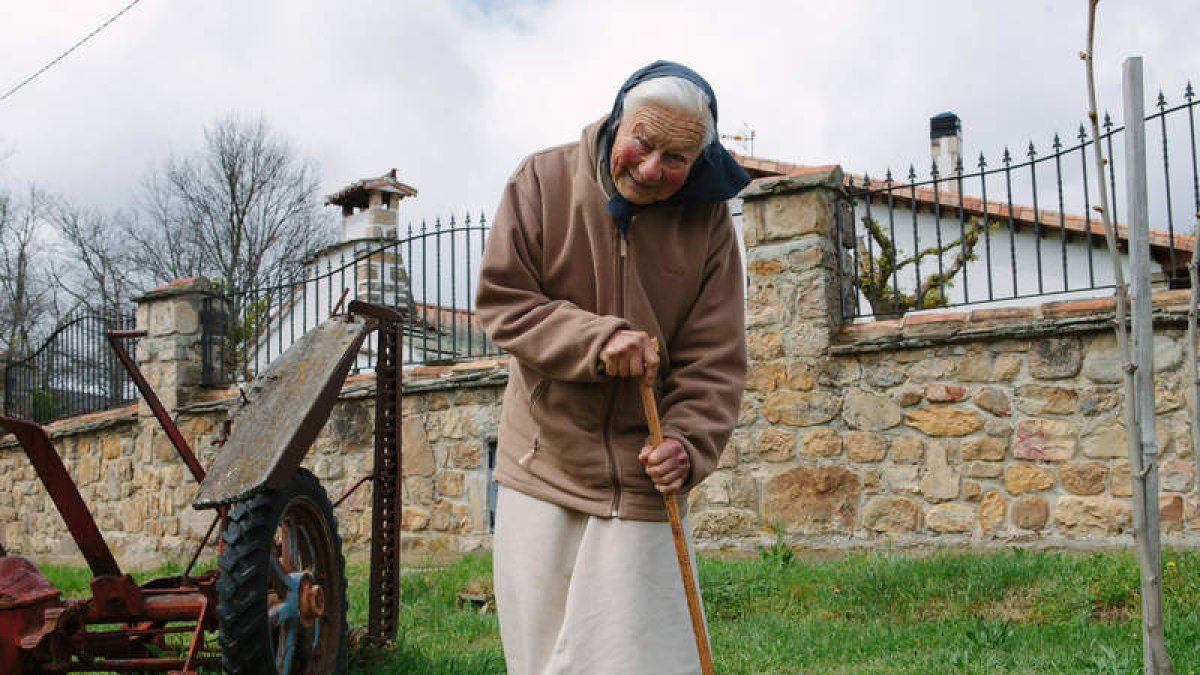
[639,377,715,675]
[1122,55,1172,673]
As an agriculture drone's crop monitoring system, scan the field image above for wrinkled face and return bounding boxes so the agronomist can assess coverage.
[609,103,706,205]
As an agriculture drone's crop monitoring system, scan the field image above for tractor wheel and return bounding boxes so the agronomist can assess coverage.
[216,468,347,674]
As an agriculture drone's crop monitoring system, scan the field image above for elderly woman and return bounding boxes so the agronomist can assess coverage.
[476,61,749,674]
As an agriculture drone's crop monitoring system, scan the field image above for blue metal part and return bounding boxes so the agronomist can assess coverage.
[268,516,321,674]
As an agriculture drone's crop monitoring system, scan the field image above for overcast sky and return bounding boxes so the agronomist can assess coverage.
[1,0,1196,226]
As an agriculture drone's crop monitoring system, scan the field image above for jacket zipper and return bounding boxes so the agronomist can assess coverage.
[604,225,628,518]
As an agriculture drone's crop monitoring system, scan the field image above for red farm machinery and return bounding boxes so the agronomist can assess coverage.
[0,300,401,674]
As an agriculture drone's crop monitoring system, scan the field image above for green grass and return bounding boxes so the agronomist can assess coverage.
[38,548,1200,673]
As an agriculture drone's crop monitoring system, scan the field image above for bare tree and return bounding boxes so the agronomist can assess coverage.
[46,199,138,317]
[855,215,989,316]
[132,114,333,298]
[0,186,54,356]
[1084,3,1172,672]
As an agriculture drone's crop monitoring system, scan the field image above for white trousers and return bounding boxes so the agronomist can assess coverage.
[493,485,706,675]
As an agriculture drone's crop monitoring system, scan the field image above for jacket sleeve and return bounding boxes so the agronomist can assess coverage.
[659,202,747,491]
[475,162,628,382]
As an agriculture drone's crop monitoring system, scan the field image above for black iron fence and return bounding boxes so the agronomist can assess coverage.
[3,312,137,424]
[202,212,498,386]
[839,82,1199,320]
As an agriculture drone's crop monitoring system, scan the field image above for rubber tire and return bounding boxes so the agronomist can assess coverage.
[216,468,347,674]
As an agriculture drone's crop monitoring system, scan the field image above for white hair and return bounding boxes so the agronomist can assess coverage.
[620,76,716,147]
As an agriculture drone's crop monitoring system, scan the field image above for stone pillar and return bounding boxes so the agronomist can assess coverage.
[740,167,847,361]
[133,277,215,415]
[706,169,852,540]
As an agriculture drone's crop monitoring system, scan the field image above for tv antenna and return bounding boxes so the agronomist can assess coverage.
[721,122,756,155]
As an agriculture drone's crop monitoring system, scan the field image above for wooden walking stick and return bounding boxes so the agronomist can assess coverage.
[639,357,716,675]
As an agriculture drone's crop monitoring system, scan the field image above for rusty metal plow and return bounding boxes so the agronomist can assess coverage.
[0,300,402,674]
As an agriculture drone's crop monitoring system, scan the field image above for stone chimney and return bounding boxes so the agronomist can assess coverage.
[930,112,962,181]
[325,169,418,242]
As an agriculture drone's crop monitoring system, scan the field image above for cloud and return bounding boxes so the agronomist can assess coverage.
[1,0,1196,227]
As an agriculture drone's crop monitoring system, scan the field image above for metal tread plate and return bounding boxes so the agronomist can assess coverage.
[192,315,371,508]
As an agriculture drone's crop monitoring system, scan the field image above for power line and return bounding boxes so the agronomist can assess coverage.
[0,0,144,105]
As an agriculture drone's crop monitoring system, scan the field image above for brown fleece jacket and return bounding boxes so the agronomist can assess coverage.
[475,118,746,521]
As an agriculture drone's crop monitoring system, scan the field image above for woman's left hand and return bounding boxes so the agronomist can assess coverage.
[638,438,690,494]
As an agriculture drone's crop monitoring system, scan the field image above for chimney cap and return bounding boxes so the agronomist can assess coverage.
[325,168,418,209]
[930,112,961,139]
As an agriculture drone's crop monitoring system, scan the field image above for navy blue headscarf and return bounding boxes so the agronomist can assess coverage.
[602,60,751,237]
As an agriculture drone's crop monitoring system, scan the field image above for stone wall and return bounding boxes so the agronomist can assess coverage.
[6,169,1200,565]
[688,168,1200,552]
[0,279,390,569]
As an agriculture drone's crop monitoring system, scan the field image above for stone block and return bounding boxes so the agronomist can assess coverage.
[962,436,1007,461]
[762,466,861,535]
[842,390,903,431]
[1081,334,1120,383]
[757,428,796,462]
[962,480,982,501]
[966,462,1003,479]
[893,388,923,407]
[927,504,974,533]
[1081,422,1126,459]
[800,428,842,458]
[1160,495,1184,533]
[862,470,883,494]
[101,434,122,460]
[864,364,908,389]
[1161,459,1194,492]
[438,471,465,498]
[1078,387,1121,417]
[891,436,925,464]
[861,496,920,533]
[730,472,758,509]
[447,442,482,469]
[1011,495,1049,530]
[406,477,435,506]
[883,466,920,494]
[908,357,958,383]
[784,323,831,357]
[748,331,784,360]
[1154,336,1182,372]
[958,353,1021,383]
[845,431,886,463]
[787,362,815,390]
[924,384,966,403]
[402,506,430,531]
[904,406,984,437]
[1060,462,1107,495]
[1014,419,1077,461]
[920,444,959,502]
[1029,338,1083,380]
[1014,385,1079,416]
[691,508,759,538]
[762,390,841,427]
[1053,496,1131,535]
[755,190,835,242]
[978,490,1006,533]
[746,361,788,392]
[403,420,434,476]
[1004,464,1056,494]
